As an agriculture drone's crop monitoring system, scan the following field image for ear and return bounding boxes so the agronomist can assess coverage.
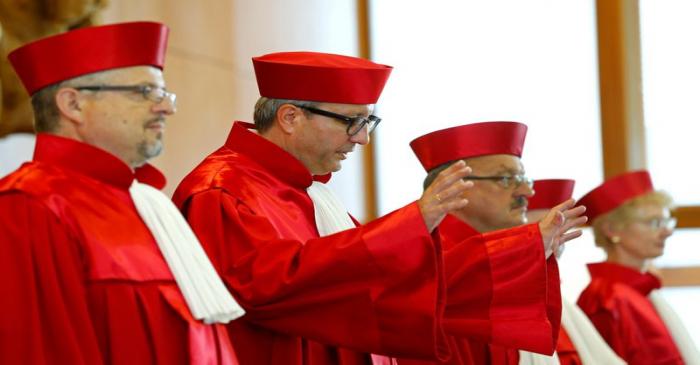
[600,220,620,240]
[54,87,87,125]
[275,104,303,134]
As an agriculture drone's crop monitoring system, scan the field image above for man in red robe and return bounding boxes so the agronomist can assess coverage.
[408,123,588,365]
[174,51,586,365]
[0,22,243,364]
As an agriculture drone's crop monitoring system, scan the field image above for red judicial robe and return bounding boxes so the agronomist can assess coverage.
[410,216,561,365]
[0,134,237,365]
[577,262,683,365]
[174,122,560,365]
[556,328,582,365]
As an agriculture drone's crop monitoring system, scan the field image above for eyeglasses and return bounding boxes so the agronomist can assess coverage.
[74,84,177,106]
[632,217,677,231]
[464,175,534,189]
[294,105,381,136]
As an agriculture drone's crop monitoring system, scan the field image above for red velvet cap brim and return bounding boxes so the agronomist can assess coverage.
[410,121,528,171]
[528,179,576,210]
[253,51,392,104]
[9,22,169,95]
[577,170,654,222]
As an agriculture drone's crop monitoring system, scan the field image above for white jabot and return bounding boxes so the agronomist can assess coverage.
[560,298,626,365]
[649,291,700,364]
[518,348,560,365]
[307,180,356,236]
[129,181,245,324]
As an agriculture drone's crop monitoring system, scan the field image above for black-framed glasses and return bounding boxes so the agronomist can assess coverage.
[464,175,534,189]
[74,84,177,106]
[294,105,381,136]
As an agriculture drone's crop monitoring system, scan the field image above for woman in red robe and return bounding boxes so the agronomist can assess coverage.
[576,170,699,364]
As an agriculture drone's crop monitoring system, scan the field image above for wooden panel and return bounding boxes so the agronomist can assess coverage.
[596,0,646,178]
[357,0,378,221]
[674,206,700,228]
[659,266,700,287]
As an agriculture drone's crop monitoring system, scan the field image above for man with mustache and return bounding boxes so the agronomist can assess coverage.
[0,22,244,364]
[173,53,584,364]
[409,122,587,365]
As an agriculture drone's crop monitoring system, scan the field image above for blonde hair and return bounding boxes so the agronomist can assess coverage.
[592,190,674,249]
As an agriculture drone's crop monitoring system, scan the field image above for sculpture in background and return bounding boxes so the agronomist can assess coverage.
[0,0,108,137]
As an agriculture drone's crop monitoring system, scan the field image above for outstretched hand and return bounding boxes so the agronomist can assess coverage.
[418,161,473,232]
[538,198,587,258]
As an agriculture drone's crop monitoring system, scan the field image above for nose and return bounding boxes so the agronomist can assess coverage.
[660,225,674,238]
[349,124,370,145]
[516,181,535,197]
[152,95,177,115]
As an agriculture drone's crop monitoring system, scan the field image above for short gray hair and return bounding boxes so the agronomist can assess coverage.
[30,71,113,132]
[253,97,318,133]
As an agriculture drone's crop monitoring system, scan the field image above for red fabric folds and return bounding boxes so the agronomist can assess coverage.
[0,134,236,364]
[396,216,561,365]
[556,328,583,365]
[577,262,683,365]
[173,122,448,364]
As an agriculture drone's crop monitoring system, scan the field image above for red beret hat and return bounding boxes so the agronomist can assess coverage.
[9,21,169,95]
[252,51,392,104]
[410,121,528,172]
[529,179,576,210]
[577,170,654,222]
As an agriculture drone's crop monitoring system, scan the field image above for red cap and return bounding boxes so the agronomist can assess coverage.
[9,21,169,95]
[410,121,527,171]
[577,170,654,222]
[529,179,575,210]
[252,51,393,104]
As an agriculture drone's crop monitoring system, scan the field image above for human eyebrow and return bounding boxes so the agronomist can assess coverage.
[494,166,523,176]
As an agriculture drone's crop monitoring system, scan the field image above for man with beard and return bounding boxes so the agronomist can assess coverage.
[0,22,244,364]
[172,53,585,364]
[408,122,587,365]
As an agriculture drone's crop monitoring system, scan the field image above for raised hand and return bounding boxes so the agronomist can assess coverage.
[418,160,473,232]
[538,198,587,258]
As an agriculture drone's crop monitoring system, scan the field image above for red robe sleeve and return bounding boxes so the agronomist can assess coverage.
[182,189,449,360]
[441,224,561,355]
[0,194,103,365]
[556,328,582,365]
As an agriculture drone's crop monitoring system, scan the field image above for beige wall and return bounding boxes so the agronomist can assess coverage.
[101,0,368,219]
[102,1,237,196]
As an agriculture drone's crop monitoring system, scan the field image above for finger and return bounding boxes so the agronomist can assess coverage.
[435,179,473,203]
[559,230,583,245]
[558,216,588,233]
[550,198,576,213]
[442,198,469,212]
[429,162,471,192]
[561,205,586,219]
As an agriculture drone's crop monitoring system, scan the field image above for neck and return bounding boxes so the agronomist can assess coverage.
[606,251,648,271]
[260,128,320,175]
[452,210,489,233]
[52,125,139,171]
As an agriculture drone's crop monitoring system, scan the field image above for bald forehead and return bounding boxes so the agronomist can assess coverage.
[464,154,524,175]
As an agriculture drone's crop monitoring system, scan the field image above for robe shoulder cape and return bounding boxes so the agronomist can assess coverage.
[0,134,237,365]
[577,262,683,365]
